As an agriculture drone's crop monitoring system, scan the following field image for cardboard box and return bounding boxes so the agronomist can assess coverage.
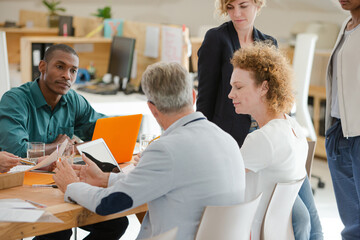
[0,172,24,190]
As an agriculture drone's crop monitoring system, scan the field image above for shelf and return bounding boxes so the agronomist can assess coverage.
[1,27,58,65]
[20,36,112,83]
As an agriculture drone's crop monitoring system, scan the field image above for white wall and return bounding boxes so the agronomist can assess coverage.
[0,31,10,98]
[0,0,349,40]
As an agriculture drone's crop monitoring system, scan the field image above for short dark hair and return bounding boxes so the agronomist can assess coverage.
[43,44,79,62]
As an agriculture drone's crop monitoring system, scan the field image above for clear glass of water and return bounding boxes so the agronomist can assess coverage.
[27,142,45,164]
[62,143,75,164]
[140,134,157,151]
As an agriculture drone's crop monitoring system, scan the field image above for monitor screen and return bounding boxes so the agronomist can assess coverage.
[108,36,136,88]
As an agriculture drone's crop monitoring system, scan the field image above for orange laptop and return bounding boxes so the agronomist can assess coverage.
[92,114,142,163]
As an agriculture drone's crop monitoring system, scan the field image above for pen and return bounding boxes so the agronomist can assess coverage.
[32,184,58,188]
[25,199,47,208]
[149,136,160,145]
[20,158,36,165]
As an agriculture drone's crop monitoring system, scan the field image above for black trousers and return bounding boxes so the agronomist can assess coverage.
[33,216,129,240]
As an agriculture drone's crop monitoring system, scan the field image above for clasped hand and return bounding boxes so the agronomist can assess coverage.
[53,154,110,193]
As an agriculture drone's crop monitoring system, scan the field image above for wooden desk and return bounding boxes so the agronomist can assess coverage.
[0,185,147,239]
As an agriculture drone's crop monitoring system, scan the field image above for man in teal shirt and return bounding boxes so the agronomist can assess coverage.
[0,44,128,240]
[0,46,104,157]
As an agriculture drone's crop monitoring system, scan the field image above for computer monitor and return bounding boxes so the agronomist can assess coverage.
[108,36,136,91]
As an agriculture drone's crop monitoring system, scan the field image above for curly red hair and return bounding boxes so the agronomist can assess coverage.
[231,42,295,114]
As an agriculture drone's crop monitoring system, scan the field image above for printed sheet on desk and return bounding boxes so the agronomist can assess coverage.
[0,199,62,223]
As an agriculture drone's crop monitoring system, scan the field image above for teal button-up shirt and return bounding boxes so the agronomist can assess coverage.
[0,80,105,157]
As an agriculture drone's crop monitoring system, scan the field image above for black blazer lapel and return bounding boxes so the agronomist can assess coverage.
[227,21,240,50]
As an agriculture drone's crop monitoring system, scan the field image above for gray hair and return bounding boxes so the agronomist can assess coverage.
[141,62,193,114]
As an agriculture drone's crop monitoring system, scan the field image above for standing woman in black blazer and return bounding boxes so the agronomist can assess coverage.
[197,1,324,239]
[197,0,276,147]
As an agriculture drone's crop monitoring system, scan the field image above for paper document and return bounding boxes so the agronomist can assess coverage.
[9,139,68,173]
[161,26,182,63]
[0,208,45,222]
[144,26,160,58]
[28,139,68,171]
[8,165,33,173]
[0,199,63,223]
[0,199,36,209]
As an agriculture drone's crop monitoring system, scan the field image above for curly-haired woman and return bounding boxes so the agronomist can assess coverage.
[229,43,323,240]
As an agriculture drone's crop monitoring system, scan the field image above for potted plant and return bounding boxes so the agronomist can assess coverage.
[92,6,112,19]
[42,0,66,28]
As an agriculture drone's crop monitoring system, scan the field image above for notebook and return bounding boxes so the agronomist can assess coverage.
[92,114,142,163]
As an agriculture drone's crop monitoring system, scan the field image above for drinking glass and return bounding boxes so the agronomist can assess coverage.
[139,134,157,151]
[27,142,45,164]
[58,143,75,164]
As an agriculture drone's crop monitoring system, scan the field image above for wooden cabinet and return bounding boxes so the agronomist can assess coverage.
[308,85,327,159]
[308,50,331,159]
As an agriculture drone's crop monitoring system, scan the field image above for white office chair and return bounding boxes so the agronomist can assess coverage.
[292,33,318,141]
[0,31,11,99]
[142,227,178,240]
[261,177,305,240]
[195,193,263,240]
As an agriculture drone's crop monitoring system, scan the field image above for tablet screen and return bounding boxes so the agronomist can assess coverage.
[76,138,121,172]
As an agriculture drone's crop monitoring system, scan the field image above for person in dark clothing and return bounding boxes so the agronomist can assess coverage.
[197,0,277,146]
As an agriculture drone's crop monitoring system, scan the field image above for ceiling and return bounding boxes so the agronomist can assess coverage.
[268,0,344,13]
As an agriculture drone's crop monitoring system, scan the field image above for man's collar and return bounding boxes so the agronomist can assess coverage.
[29,78,68,109]
[162,112,206,137]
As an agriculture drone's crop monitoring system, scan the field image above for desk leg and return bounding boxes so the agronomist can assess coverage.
[136,211,146,223]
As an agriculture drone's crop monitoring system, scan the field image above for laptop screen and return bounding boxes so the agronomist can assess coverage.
[92,114,142,163]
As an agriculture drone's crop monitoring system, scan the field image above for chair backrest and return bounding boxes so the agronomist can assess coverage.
[261,177,305,240]
[143,227,178,240]
[195,193,263,240]
[306,140,316,178]
[0,31,11,99]
[292,33,318,141]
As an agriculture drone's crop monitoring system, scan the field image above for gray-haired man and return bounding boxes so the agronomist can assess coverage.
[53,62,246,240]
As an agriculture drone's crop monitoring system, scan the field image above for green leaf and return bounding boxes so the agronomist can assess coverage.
[91,6,112,19]
[42,0,66,13]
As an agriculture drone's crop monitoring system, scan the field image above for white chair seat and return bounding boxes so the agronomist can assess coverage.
[196,193,262,240]
[261,177,305,240]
